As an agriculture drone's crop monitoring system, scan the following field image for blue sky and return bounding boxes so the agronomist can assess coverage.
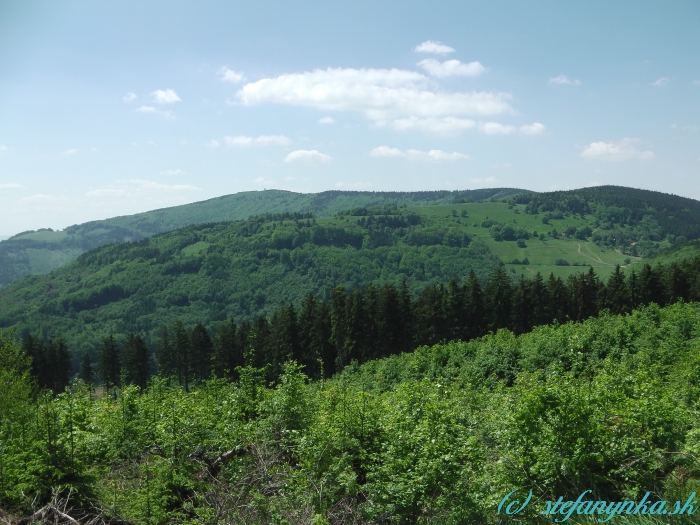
[1,0,699,234]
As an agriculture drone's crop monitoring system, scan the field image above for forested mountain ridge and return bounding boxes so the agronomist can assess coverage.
[0,187,526,289]
[1,188,696,355]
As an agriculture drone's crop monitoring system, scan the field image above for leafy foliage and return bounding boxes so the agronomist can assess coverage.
[3,301,700,523]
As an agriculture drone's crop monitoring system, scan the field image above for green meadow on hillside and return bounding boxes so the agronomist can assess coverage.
[406,202,634,279]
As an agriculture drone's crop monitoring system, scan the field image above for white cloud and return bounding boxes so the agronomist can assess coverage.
[693,80,700,86]
[417,59,485,78]
[385,116,477,133]
[414,40,455,54]
[470,177,499,184]
[549,75,580,86]
[136,105,174,118]
[581,138,656,161]
[0,144,6,151]
[235,68,513,122]
[671,124,698,131]
[284,176,296,181]
[284,149,331,164]
[123,92,137,102]
[479,122,517,135]
[318,116,334,124]
[652,77,669,87]
[335,182,373,188]
[520,122,546,135]
[85,188,128,198]
[85,179,200,199]
[218,66,245,84]
[159,169,186,176]
[223,135,291,147]
[22,194,56,202]
[0,183,22,189]
[254,176,275,185]
[370,146,468,161]
[62,148,78,155]
[490,163,512,169]
[151,89,181,104]
[205,139,220,148]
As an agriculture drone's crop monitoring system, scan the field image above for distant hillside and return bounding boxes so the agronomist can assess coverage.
[0,207,508,352]
[512,185,700,257]
[0,188,527,288]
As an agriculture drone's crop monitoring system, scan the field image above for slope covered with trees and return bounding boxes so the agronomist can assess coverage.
[0,188,526,289]
[0,209,504,353]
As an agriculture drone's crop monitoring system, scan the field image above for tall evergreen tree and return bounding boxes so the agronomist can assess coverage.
[190,323,213,382]
[173,320,191,391]
[80,352,93,385]
[570,267,600,321]
[98,335,120,387]
[213,318,242,380]
[124,333,150,388]
[330,286,348,371]
[530,272,550,327]
[413,284,447,346]
[484,268,513,332]
[46,338,71,393]
[603,265,630,315]
[157,326,176,379]
[463,270,486,341]
[636,263,664,306]
[546,273,569,324]
[511,275,533,335]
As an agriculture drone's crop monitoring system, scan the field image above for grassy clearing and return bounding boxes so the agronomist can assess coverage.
[325,201,634,279]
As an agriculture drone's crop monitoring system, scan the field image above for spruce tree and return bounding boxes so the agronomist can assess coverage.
[124,333,150,388]
[190,323,213,383]
[98,335,120,387]
[464,270,486,340]
[213,318,242,380]
[80,352,93,385]
[173,320,191,391]
[157,326,176,379]
[484,268,512,332]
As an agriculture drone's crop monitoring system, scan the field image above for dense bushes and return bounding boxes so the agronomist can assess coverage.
[3,302,700,523]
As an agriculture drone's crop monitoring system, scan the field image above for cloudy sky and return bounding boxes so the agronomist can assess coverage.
[1,0,699,234]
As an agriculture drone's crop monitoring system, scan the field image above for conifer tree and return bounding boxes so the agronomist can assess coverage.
[463,270,486,340]
[484,268,512,332]
[157,326,176,379]
[530,272,550,327]
[546,273,569,324]
[124,333,150,388]
[98,335,120,387]
[80,352,93,385]
[190,323,213,382]
[603,265,629,315]
[173,320,191,391]
[213,318,242,380]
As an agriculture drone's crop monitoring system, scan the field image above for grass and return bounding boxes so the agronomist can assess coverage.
[326,201,635,279]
